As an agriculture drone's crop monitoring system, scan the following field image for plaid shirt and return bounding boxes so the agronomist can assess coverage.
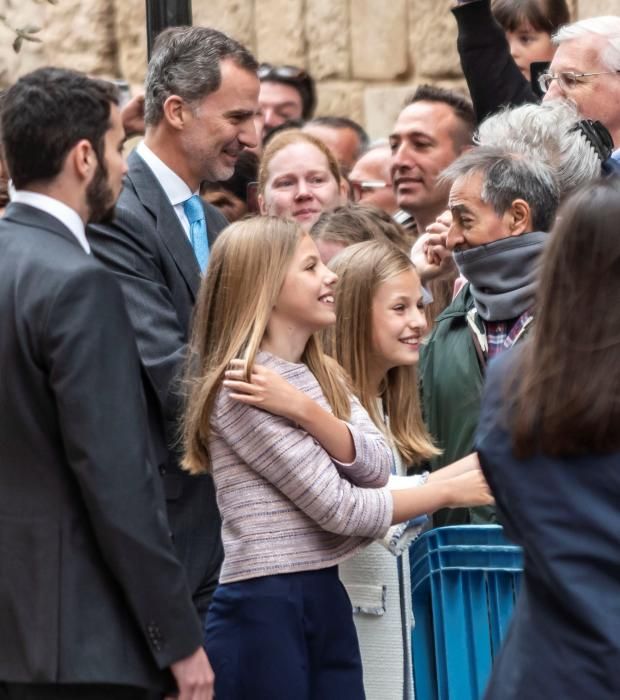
[485,309,534,360]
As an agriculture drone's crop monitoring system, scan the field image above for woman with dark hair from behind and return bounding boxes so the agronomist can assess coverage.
[452,0,570,123]
[475,179,620,700]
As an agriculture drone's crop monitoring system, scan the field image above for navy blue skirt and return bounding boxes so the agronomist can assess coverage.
[205,566,365,700]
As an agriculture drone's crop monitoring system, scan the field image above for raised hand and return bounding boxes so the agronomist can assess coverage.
[411,210,455,283]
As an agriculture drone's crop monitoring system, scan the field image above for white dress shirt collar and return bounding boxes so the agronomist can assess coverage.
[136,141,194,206]
[136,141,202,239]
[11,190,90,254]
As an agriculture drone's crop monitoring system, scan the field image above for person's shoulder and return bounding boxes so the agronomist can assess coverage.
[88,184,156,253]
[203,200,229,235]
[5,220,98,275]
[439,282,475,319]
[477,345,523,441]
[422,284,474,356]
[486,345,522,391]
[52,254,126,302]
[475,352,516,455]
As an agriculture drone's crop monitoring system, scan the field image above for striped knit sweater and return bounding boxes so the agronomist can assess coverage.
[210,351,394,583]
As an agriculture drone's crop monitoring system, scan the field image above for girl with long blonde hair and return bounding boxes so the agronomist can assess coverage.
[182,216,491,700]
[324,238,479,700]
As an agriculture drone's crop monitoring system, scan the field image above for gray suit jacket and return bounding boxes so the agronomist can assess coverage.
[89,150,228,615]
[0,203,202,690]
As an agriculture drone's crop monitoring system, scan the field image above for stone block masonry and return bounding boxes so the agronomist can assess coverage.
[0,0,612,139]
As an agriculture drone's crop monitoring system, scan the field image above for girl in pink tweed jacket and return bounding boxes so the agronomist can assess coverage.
[181,216,491,700]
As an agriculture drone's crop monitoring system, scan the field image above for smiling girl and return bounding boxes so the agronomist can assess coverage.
[324,240,485,699]
[182,216,491,699]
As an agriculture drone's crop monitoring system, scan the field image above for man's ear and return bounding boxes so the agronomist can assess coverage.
[71,139,96,182]
[509,198,532,236]
[339,177,350,203]
[162,95,186,131]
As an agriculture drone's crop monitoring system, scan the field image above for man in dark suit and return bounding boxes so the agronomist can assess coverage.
[89,27,260,625]
[0,69,213,699]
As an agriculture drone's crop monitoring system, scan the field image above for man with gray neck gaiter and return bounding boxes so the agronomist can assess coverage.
[419,147,560,525]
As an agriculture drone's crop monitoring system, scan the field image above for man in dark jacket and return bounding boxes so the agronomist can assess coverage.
[0,68,212,699]
[419,147,559,525]
[89,27,260,627]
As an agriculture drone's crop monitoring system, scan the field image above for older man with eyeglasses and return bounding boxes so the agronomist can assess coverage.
[541,16,620,163]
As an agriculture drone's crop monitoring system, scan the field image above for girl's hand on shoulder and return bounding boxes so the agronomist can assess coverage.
[223,360,307,422]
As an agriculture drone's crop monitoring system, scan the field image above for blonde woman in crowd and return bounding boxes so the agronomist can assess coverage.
[182,216,492,699]
[257,129,346,231]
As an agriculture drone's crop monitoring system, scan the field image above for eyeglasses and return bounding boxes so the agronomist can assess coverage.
[538,69,620,94]
[257,63,309,84]
[349,179,390,202]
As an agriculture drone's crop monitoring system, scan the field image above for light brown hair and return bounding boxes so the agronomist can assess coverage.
[258,128,342,196]
[311,204,413,254]
[182,216,351,474]
[511,180,620,457]
[323,241,439,465]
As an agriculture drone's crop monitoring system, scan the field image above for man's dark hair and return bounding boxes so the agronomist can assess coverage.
[145,26,258,126]
[258,63,317,120]
[262,118,305,148]
[306,116,370,154]
[441,147,560,232]
[1,67,118,190]
[405,84,476,150]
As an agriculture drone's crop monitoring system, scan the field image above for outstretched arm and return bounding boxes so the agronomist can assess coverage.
[452,0,538,123]
[391,467,493,523]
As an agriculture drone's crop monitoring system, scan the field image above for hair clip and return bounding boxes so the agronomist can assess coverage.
[571,120,614,162]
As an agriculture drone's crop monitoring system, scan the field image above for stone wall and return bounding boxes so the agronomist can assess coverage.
[1,0,617,139]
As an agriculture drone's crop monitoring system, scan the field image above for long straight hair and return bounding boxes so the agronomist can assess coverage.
[511,180,620,458]
[182,216,351,474]
[323,241,439,466]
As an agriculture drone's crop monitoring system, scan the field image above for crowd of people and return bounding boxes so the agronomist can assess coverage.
[0,1,619,699]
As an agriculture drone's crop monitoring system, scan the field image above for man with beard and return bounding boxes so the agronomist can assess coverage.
[0,68,213,699]
[89,26,259,631]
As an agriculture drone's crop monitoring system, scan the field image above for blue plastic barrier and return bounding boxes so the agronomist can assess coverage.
[410,526,523,700]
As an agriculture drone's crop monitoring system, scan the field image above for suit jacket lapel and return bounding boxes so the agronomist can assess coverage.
[2,202,87,252]
[204,204,224,248]
[126,151,202,299]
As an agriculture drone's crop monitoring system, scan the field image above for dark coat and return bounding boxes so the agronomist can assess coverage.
[452,0,538,123]
[476,348,620,699]
[419,284,493,524]
[0,203,202,690]
[89,150,228,615]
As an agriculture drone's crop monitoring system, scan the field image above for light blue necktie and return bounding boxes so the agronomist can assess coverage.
[183,195,209,273]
